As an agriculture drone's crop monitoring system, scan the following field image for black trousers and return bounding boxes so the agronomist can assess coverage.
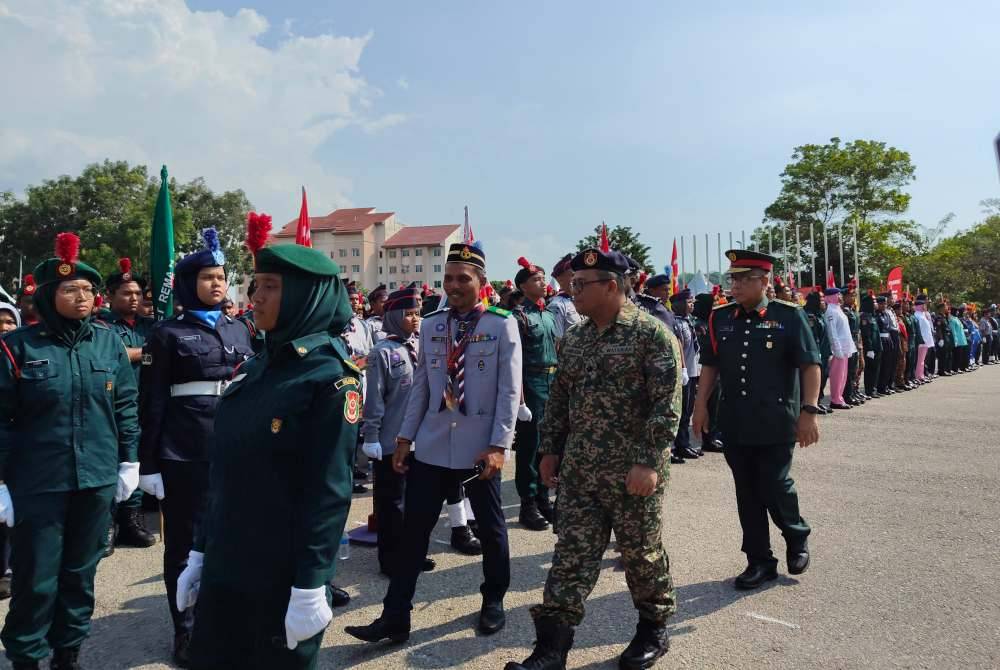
[844,353,859,399]
[160,460,210,636]
[723,443,810,566]
[383,459,510,621]
[877,338,897,391]
[954,345,969,371]
[372,455,406,575]
[673,379,696,452]
[864,351,881,394]
[925,347,936,376]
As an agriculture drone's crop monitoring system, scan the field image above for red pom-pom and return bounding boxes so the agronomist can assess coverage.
[638,272,648,285]
[55,232,80,265]
[712,285,720,296]
[516,256,533,270]
[505,279,513,288]
[23,274,35,287]
[537,298,546,309]
[118,258,132,275]
[245,212,273,256]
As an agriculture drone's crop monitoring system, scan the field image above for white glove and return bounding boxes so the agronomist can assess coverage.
[937,340,944,347]
[866,351,875,360]
[361,442,382,460]
[517,403,533,422]
[681,368,689,386]
[139,473,166,500]
[0,484,14,528]
[115,462,140,503]
[285,586,333,650]
[176,550,204,612]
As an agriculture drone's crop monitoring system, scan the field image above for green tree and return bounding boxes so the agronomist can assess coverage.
[907,212,1000,304]
[576,224,653,273]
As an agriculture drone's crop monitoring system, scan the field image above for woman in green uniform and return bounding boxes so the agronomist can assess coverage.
[179,243,361,669]
[0,233,140,670]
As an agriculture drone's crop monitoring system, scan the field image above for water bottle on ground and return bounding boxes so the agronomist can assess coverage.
[339,532,351,560]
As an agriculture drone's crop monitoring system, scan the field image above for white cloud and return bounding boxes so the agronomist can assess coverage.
[0,0,402,219]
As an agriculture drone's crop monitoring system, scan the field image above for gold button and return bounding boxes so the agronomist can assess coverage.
[297,346,307,354]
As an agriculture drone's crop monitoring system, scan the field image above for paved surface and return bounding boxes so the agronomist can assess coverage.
[2,367,999,669]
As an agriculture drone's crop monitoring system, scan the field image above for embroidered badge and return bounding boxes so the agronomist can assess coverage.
[344,390,361,424]
[430,358,441,369]
[436,323,446,332]
[766,341,773,349]
[57,263,73,277]
[460,246,472,259]
[334,376,359,391]
[431,336,447,342]
[24,359,49,368]
[603,344,635,355]
[584,251,597,266]
[141,353,153,366]
[179,335,202,341]
[271,418,283,434]
[478,359,486,372]
[106,381,113,391]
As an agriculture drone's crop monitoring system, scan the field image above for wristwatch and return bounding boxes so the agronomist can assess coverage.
[800,404,821,415]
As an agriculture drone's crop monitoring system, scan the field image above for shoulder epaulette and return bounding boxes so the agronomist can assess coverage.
[772,299,800,308]
[424,307,448,318]
[486,306,511,318]
[712,302,736,311]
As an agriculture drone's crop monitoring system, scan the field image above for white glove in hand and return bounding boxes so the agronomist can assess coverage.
[361,442,382,460]
[115,462,140,503]
[681,368,690,386]
[866,351,875,360]
[937,340,944,347]
[517,403,533,422]
[0,484,14,528]
[176,551,204,612]
[285,586,333,650]
[139,473,166,500]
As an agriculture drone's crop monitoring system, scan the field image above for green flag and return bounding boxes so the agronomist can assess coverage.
[150,165,175,319]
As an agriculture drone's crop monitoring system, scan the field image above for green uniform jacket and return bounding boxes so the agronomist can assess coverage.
[195,333,360,591]
[539,301,681,485]
[806,310,831,368]
[845,308,861,351]
[513,301,558,405]
[701,298,820,446]
[104,313,156,382]
[0,323,139,493]
[860,311,881,354]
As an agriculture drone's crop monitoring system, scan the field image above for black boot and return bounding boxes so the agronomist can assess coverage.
[329,584,351,607]
[173,633,191,668]
[50,646,81,670]
[504,617,575,670]
[12,662,40,670]
[734,562,778,590]
[115,507,156,548]
[344,616,410,644]
[619,619,669,670]
[103,522,116,558]
[535,495,555,524]
[451,525,483,555]
[519,498,550,531]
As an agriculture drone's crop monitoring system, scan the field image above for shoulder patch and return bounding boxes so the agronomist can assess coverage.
[334,376,360,391]
[344,390,361,424]
[486,306,511,318]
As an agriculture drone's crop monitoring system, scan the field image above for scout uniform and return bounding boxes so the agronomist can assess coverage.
[804,292,831,409]
[137,229,254,665]
[365,284,389,343]
[0,234,140,669]
[511,257,559,531]
[345,241,521,643]
[843,287,864,404]
[509,247,681,670]
[184,245,361,670]
[700,250,819,588]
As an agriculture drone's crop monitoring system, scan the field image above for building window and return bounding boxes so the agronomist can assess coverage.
[401,249,410,257]
[352,248,360,257]
[379,250,383,259]
[379,267,383,275]
[329,251,335,259]
[415,248,423,257]
[389,266,397,274]
[434,280,442,288]
[433,264,442,273]
[389,282,397,289]
[388,250,397,258]
[401,265,410,274]
[415,265,423,273]
[432,248,442,257]
[352,264,360,273]
[339,249,347,258]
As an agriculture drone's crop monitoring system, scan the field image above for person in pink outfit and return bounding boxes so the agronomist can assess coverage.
[824,288,856,410]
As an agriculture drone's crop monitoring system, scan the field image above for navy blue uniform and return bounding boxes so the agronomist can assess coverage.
[139,312,253,637]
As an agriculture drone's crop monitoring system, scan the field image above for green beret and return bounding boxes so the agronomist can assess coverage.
[255,244,342,277]
[32,258,102,288]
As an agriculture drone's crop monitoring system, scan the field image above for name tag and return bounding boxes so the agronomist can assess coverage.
[24,359,49,368]
[431,336,447,342]
[603,345,634,355]
[469,334,497,343]
[179,335,201,342]
[430,358,441,369]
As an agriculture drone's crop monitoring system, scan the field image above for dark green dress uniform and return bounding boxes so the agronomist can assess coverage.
[860,295,882,395]
[188,245,360,670]
[803,293,830,404]
[702,289,819,571]
[512,298,558,518]
[0,257,139,666]
[844,303,861,401]
[237,309,266,354]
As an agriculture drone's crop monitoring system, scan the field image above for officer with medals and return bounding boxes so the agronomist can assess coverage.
[345,241,521,643]
[511,257,558,531]
[0,233,140,670]
[102,258,157,550]
[693,249,820,590]
[136,228,254,667]
[506,247,681,670]
[546,254,581,342]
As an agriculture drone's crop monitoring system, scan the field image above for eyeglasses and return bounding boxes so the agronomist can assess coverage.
[570,278,612,292]
[59,286,96,298]
[726,273,764,285]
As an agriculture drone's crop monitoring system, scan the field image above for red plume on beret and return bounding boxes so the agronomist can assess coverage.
[505,279,513,288]
[55,232,80,265]
[517,256,536,271]
[23,274,35,287]
[118,258,132,275]
[638,272,648,285]
[712,285,720,296]
[93,294,104,309]
[245,212,273,257]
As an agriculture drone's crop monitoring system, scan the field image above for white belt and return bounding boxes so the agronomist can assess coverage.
[879,333,891,338]
[170,380,230,397]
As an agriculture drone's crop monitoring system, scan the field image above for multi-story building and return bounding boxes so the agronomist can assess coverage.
[380,224,461,291]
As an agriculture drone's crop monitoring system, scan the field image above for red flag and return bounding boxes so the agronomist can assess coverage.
[826,267,836,289]
[463,206,475,244]
[788,271,796,289]
[296,187,312,247]
[599,222,610,253]
[670,239,679,295]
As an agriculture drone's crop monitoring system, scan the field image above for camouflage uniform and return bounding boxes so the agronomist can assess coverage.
[532,301,681,626]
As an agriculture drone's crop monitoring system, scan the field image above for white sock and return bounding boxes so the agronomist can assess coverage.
[447,502,467,528]
[464,497,475,522]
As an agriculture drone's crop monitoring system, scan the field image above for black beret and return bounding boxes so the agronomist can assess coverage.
[570,248,630,275]
[645,274,670,289]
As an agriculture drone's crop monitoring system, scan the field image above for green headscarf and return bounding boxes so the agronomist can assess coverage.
[32,257,103,348]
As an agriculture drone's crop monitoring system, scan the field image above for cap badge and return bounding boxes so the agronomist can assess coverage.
[57,263,73,277]
[271,418,283,434]
[584,251,598,267]
[727,252,737,261]
[460,246,472,260]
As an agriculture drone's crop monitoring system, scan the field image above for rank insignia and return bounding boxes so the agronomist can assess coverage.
[584,251,597,266]
[344,390,361,424]
[141,353,153,366]
[334,376,359,391]
[436,323,446,332]
[271,418,283,434]
[106,381,113,391]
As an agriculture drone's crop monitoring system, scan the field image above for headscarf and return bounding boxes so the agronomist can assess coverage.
[174,228,226,311]
[34,282,93,347]
[265,269,353,358]
[0,301,21,329]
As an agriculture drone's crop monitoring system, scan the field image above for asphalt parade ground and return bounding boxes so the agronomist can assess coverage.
[2,366,998,669]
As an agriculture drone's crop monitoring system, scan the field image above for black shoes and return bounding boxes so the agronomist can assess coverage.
[451,525,483,555]
[172,633,191,668]
[115,508,156,548]
[103,523,116,558]
[535,495,555,524]
[519,498,550,531]
[505,617,575,670]
[329,584,351,607]
[344,616,410,644]
[50,647,81,670]
[478,600,506,635]
[701,437,724,452]
[669,454,685,464]
[619,619,670,670]
[829,403,852,410]
[734,563,778,590]
[787,544,810,575]
[422,557,436,572]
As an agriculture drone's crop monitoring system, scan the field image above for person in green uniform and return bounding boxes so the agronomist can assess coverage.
[236,279,267,354]
[102,257,157,550]
[0,233,140,670]
[860,292,882,396]
[803,290,831,412]
[180,244,361,670]
[693,249,821,590]
[511,256,558,531]
[841,283,865,405]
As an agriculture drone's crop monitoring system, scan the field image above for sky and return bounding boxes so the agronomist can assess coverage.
[1,0,998,274]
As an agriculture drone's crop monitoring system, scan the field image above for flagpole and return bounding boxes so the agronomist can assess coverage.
[741,230,746,249]
[852,215,860,294]
[704,233,709,282]
[680,236,686,278]
[822,221,830,288]
[795,223,802,289]
[838,220,846,287]
[810,222,816,287]
[717,232,722,279]
[693,235,698,273]
[782,224,788,281]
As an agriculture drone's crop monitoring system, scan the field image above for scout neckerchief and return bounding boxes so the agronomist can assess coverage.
[441,304,485,414]
[387,334,418,367]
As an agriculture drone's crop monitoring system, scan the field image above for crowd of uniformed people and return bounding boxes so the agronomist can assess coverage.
[0,222,997,670]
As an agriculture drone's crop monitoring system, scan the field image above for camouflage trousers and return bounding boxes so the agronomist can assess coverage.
[530,482,676,626]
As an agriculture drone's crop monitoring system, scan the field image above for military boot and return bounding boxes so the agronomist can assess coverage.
[50,646,81,670]
[115,507,156,547]
[12,662,40,670]
[504,617,575,670]
[450,525,483,555]
[619,619,669,669]
[519,498,550,531]
[102,522,116,558]
[535,495,555,524]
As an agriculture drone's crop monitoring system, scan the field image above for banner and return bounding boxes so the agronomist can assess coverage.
[886,266,903,302]
[150,165,174,320]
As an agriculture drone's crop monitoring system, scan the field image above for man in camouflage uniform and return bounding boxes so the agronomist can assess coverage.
[506,247,681,670]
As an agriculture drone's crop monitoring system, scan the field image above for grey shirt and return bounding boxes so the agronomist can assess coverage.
[362,337,416,455]
[547,293,581,339]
